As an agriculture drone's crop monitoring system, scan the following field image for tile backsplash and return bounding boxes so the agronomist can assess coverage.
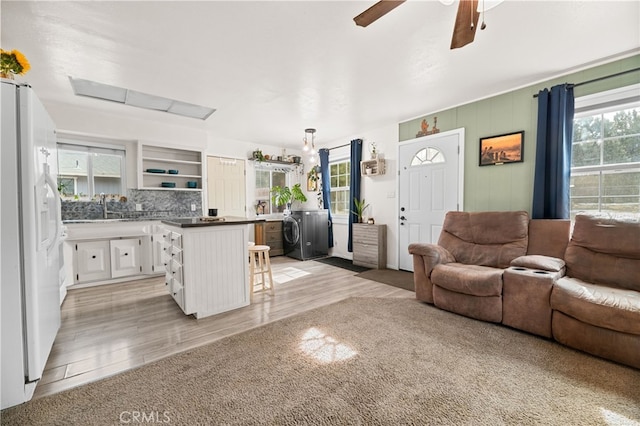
[61,189,202,221]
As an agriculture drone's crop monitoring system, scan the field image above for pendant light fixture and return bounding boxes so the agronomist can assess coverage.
[304,128,317,162]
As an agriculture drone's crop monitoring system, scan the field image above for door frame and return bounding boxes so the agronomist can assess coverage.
[396,128,465,270]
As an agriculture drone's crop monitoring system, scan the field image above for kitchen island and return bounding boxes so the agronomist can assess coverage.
[161,217,265,318]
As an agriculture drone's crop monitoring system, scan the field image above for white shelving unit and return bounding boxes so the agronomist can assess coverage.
[138,143,204,191]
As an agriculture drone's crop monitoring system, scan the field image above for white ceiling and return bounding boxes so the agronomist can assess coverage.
[2,1,639,148]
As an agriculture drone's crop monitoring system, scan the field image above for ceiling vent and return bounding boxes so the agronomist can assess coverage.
[68,77,216,120]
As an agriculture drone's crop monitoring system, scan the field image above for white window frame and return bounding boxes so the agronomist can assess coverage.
[329,157,351,223]
[254,163,292,215]
[571,83,640,218]
[57,139,127,200]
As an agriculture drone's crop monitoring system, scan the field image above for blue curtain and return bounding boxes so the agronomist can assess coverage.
[319,149,334,248]
[532,84,575,219]
[348,139,363,252]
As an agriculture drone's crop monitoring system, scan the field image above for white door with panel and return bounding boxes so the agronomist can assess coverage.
[110,238,142,278]
[75,240,111,282]
[207,156,246,217]
[398,129,464,271]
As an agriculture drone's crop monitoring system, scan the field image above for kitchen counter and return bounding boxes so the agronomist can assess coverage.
[162,218,255,318]
[161,216,265,228]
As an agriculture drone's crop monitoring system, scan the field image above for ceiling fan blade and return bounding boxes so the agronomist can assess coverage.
[450,0,480,49]
[354,0,406,27]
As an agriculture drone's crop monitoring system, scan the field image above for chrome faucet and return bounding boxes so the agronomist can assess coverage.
[99,192,108,219]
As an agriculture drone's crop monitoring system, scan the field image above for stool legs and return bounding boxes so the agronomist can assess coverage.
[248,246,274,300]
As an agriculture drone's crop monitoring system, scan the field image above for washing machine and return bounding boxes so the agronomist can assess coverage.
[283,210,329,260]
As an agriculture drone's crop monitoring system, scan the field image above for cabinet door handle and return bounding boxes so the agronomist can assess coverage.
[124,253,128,256]
[92,255,97,259]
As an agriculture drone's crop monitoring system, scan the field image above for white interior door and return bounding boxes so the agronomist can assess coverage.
[207,156,246,217]
[398,129,464,271]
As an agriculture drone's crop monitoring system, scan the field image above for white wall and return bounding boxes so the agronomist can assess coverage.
[320,123,399,269]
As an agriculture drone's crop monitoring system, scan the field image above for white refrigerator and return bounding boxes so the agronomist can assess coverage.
[1,79,63,409]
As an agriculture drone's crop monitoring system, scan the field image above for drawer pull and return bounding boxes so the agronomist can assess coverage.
[91,255,96,259]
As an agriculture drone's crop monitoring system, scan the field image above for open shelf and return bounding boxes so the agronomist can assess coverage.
[138,143,204,191]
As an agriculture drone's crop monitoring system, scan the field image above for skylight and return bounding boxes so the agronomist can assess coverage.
[69,77,216,120]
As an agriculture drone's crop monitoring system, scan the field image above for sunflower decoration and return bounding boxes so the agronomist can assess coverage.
[0,49,31,78]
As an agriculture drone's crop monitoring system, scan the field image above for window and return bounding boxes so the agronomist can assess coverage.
[411,147,445,166]
[329,160,350,216]
[571,84,640,218]
[254,167,288,214]
[57,142,126,200]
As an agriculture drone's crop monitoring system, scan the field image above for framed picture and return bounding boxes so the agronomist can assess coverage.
[479,131,524,166]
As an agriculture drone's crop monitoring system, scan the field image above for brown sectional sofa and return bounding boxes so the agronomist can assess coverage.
[408,211,640,369]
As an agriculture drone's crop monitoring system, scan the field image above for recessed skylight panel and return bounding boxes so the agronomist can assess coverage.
[68,77,216,120]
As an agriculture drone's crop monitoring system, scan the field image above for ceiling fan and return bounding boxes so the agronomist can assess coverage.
[353,0,483,50]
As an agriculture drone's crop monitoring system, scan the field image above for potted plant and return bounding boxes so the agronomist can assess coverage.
[271,183,307,214]
[352,197,370,223]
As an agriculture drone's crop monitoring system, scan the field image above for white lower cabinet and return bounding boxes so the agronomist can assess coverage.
[75,240,111,283]
[151,232,166,273]
[73,237,145,284]
[163,230,188,313]
[110,238,142,278]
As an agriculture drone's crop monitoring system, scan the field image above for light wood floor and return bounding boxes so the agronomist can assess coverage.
[34,256,413,399]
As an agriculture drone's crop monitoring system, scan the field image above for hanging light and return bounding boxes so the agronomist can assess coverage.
[304,128,316,154]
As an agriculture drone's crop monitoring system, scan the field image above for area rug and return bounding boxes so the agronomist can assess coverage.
[356,268,414,291]
[3,298,639,425]
[314,256,370,273]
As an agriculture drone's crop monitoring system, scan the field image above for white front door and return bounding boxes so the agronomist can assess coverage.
[207,156,246,217]
[398,129,464,271]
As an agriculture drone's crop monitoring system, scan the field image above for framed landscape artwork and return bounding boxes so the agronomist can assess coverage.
[479,131,524,166]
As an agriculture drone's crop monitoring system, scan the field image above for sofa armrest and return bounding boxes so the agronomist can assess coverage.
[408,243,456,303]
[511,255,566,275]
[408,243,456,266]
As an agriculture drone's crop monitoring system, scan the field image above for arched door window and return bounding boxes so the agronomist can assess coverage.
[410,147,445,166]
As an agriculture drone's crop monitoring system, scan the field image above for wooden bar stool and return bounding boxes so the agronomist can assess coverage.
[248,244,274,301]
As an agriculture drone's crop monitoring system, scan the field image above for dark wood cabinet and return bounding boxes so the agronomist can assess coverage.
[255,220,283,256]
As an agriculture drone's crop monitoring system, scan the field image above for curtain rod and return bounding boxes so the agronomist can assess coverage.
[532,67,640,98]
[326,143,350,151]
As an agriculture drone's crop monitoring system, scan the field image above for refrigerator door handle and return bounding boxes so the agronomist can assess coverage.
[43,164,62,255]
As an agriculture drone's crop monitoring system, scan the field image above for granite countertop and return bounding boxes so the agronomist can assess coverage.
[161,216,266,228]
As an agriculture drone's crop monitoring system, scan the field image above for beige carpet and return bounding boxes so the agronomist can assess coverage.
[356,268,415,291]
[3,298,639,425]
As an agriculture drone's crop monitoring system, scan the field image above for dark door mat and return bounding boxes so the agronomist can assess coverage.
[356,268,415,292]
[313,257,370,273]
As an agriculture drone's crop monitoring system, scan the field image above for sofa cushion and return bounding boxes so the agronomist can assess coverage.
[550,277,640,336]
[565,214,640,291]
[431,263,503,297]
[511,255,565,272]
[438,211,529,268]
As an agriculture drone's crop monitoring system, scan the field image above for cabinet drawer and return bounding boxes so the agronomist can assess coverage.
[169,259,183,282]
[167,232,182,248]
[170,281,185,312]
[164,245,183,263]
[265,221,282,232]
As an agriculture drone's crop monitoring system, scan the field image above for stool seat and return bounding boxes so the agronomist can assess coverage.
[248,245,274,301]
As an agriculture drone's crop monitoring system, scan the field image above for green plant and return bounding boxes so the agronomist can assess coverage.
[351,197,370,223]
[271,183,307,209]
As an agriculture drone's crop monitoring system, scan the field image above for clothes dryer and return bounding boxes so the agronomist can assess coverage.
[283,210,328,260]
